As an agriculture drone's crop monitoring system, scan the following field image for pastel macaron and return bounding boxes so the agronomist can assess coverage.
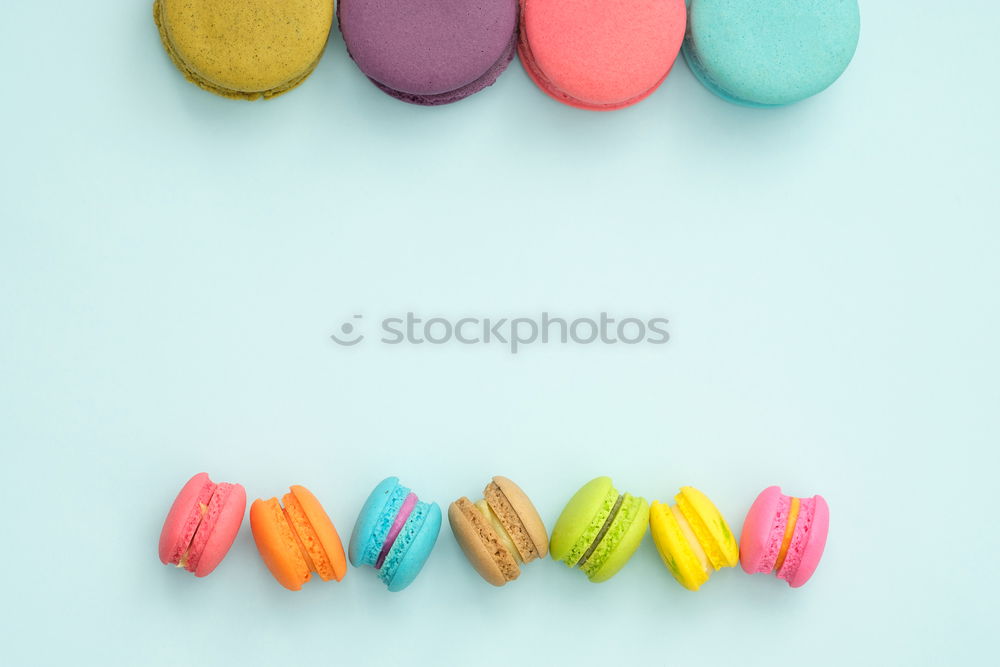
[740,486,829,587]
[338,0,518,105]
[349,477,442,591]
[250,485,347,590]
[550,477,649,582]
[158,472,247,577]
[449,476,549,586]
[683,0,861,107]
[153,0,334,100]
[649,486,738,590]
[519,0,686,110]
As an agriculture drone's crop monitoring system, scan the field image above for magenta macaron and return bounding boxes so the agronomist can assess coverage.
[338,0,519,105]
[739,486,829,587]
[158,472,247,577]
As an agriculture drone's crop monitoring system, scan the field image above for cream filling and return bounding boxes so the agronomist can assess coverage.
[283,506,318,575]
[775,497,800,572]
[578,494,624,568]
[475,499,522,563]
[671,506,710,574]
[177,502,209,568]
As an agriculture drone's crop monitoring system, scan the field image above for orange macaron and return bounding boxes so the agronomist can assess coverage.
[250,485,347,590]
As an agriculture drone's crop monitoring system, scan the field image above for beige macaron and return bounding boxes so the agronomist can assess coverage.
[153,0,334,100]
[448,476,548,586]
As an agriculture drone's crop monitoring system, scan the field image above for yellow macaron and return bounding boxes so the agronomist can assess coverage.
[153,0,334,100]
[649,486,739,590]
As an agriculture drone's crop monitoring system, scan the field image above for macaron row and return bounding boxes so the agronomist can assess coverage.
[153,0,860,109]
[159,474,829,591]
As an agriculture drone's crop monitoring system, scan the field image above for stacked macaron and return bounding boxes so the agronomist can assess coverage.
[338,0,519,105]
[518,0,687,110]
[158,472,246,577]
[739,486,830,587]
[683,0,861,107]
[649,486,739,590]
[250,485,347,590]
[349,477,443,592]
[449,476,548,586]
[158,473,830,592]
[549,477,650,582]
[153,0,860,109]
[153,0,334,100]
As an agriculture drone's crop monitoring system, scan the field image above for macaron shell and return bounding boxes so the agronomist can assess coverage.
[250,497,310,590]
[289,485,347,581]
[580,492,640,578]
[550,476,616,563]
[785,495,829,587]
[683,0,860,107]
[649,501,709,591]
[739,486,783,574]
[448,499,513,586]
[158,472,215,565]
[676,486,739,569]
[384,503,442,592]
[587,496,650,583]
[194,482,246,576]
[187,482,246,577]
[154,0,333,99]
[349,477,401,567]
[520,0,686,109]
[367,33,517,106]
[378,500,430,585]
[339,0,518,97]
[487,476,548,560]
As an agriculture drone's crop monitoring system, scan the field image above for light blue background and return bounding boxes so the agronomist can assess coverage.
[1,1,997,665]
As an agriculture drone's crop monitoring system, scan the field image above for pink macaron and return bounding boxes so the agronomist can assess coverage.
[739,486,829,588]
[518,0,687,110]
[158,472,247,577]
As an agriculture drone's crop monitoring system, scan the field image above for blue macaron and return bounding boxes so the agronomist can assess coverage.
[349,477,442,592]
[683,0,861,107]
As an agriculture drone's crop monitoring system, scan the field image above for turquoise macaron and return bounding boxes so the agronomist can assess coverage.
[349,477,442,592]
[683,0,861,107]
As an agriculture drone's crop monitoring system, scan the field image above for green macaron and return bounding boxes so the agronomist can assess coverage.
[550,477,650,582]
[683,0,860,107]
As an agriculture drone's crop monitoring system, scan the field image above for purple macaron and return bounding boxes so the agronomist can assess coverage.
[338,0,519,106]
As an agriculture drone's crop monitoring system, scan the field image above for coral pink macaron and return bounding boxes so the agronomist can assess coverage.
[158,472,247,577]
[739,486,829,588]
[518,0,687,110]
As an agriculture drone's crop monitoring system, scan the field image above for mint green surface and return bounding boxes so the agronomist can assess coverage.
[1,1,998,666]
[685,0,861,106]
